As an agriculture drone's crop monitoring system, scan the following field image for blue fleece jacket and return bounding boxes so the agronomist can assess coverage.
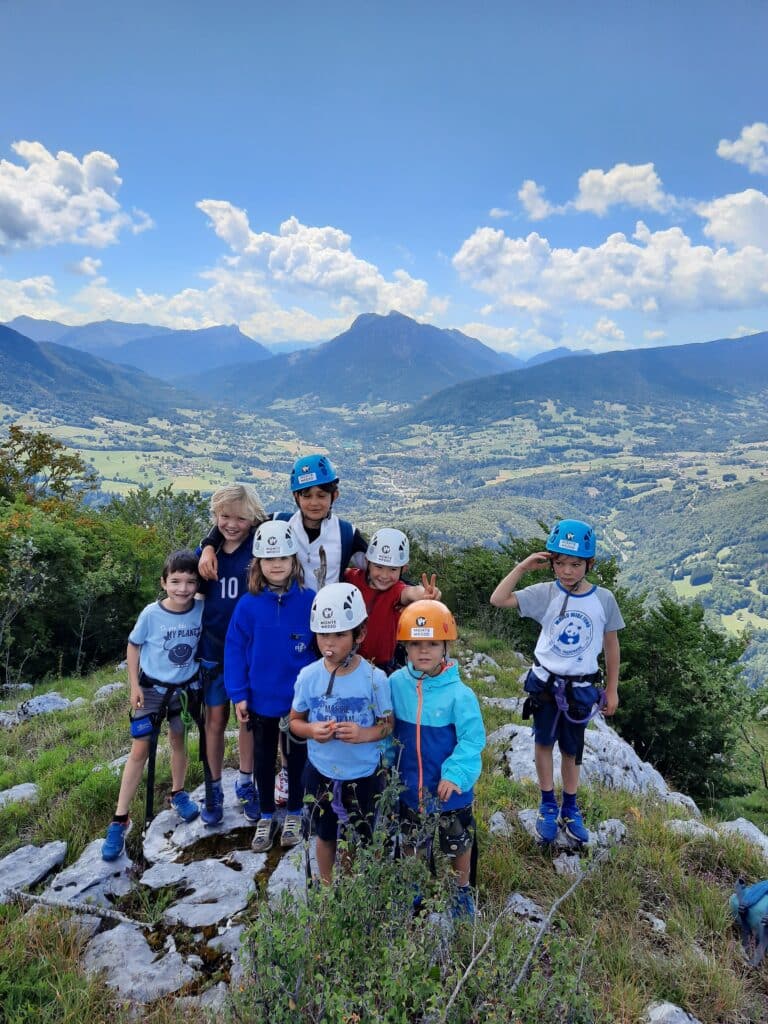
[389,659,485,813]
[224,581,315,716]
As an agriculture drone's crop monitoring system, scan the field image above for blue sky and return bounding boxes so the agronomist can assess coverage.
[1,0,767,357]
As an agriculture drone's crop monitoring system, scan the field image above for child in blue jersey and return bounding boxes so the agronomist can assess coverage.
[490,519,623,845]
[197,484,267,825]
[224,520,315,851]
[102,550,203,861]
[290,582,392,884]
[199,454,368,592]
[390,599,485,919]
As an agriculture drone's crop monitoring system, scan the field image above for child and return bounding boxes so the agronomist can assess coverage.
[289,582,392,884]
[489,518,623,844]
[102,550,204,861]
[344,527,442,672]
[389,599,486,919]
[197,483,267,825]
[199,454,368,592]
[224,520,315,850]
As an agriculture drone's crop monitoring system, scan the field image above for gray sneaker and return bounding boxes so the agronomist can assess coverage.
[280,813,303,847]
[251,816,278,852]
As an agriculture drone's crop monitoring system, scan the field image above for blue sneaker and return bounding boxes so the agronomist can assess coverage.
[559,804,589,844]
[200,783,224,826]
[535,801,559,843]
[235,779,260,822]
[171,790,200,822]
[451,886,476,920]
[101,819,131,861]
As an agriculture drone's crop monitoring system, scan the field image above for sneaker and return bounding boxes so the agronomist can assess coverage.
[200,783,224,826]
[280,813,303,847]
[451,886,476,920]
[251,816,278,852]
[171,790,200,823]
[535,801,559,843]
[235,779,261,822]
[274,767,289,807]
[559,804,589,844]
[101,819,131,861]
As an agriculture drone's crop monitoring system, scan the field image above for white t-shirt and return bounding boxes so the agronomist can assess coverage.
[517,581,624,679]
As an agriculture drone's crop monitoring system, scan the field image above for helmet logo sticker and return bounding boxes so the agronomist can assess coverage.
[322,607,333,619]
[416,616,427,627]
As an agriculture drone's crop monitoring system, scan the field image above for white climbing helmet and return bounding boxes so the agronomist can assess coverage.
[252,519,297,559]
[310,582,368,633]
[366,528,409,568]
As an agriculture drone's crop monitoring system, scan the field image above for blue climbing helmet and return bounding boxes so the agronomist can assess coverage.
[290,454,339,492]
[546,519,596,560]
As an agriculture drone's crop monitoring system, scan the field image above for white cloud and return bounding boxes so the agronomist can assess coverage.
[71,256,102,276]
[717,123,768,175]
[0,140,153,249]
[644,328,666,341]
[594,317,625,341]
[518,163,675,221]
[518,180,557,220]
[459,321,558,357]
[697,189,768,249]
[453,220,768,318]
[196,204,441,318]
[488,206,511,219]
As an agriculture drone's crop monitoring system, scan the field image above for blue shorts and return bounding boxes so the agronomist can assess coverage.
[524,670,601,765]
[200,661,229,708]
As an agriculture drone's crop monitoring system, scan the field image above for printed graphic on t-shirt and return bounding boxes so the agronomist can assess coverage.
[163,627,200,666]
[546,610,594,659]
[309,694,371,724]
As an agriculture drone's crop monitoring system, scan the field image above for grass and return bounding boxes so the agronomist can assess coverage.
[1,634,768,1021]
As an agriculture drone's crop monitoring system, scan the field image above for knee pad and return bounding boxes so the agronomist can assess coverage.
[438,809,475,857]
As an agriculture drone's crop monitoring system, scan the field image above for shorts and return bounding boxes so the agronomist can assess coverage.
[303,761,383,843]
[200,660,228,708]
[524,670,601,766]
[399,801,476,857]
[132,682,191,736]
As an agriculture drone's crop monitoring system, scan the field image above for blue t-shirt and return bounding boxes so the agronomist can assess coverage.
[292,658,391,780]
[129,599,204,685]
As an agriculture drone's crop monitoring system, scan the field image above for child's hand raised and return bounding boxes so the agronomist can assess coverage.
[420,573,442,601]
[518,552,551,573]
[198,546,219,581]
[312,719,337,743]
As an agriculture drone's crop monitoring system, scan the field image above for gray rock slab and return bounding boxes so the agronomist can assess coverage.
[645,1002,702,1024]
[43,838,134,908]
[0,710,20,729]
[0,840,67,900]
[18,692,72,718]
[0,782,39,810]
[94,683,125,700]
[83,922,197,1002]
[143,768,253,863]
[140,851,265,928]
[0,682,32,694]
[465,652,500,674]
[596,819,627,847]
[665,819,718,841]
[176,980,230,1013]
[267,838,319,906]
[488,810,515,838]
[553,852,583,877]
[481,696,526,714]
[718,817,768,860]
[209,923,245,956]
[505,892,545,924]
[639,910,667,934]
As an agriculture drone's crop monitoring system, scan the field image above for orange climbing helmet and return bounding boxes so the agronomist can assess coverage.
[397,599,458,642]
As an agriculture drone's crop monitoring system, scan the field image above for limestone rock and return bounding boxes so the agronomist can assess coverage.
[718,817,768,860]
[488,810,515,838]
[639,910,667,934]
[18,692,72,718]
[0,710,20,729]
[665,820,717,841]
[505,892,545,925]
[0,840,67,900]
[644,1002,702,1024]
[596,819,627,847]
[140,851,265,928]
[93,683,125,701]
[0,781,39,810]
[552,852,583,876]
[267,838,319,906]
[83,922,197,1002]
[43,838,134,908]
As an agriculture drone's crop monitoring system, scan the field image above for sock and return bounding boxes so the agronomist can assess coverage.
[540,788,557,808]
[239,771,252,787]
[210,777,222,788]
[260,812,273,821]
[287,808,303,816]
[112,813,129,824]
[561,791,578,812]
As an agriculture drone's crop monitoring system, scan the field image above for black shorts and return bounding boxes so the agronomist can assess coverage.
[303,761,383,843]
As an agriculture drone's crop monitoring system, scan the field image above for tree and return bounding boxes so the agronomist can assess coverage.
[102,483,210,551]
[0,426,97,503]
[614,593,748,798]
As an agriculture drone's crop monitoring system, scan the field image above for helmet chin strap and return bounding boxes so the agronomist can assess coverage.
[323,644,357,697]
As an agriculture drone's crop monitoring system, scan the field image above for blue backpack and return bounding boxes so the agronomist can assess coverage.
[730,878,768,965]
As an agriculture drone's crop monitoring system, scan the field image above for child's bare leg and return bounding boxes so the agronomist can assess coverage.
[169,728,188,791]
[205,703,229,779]
[534,743,555,791]
[561,754,580,796]
[316,837,337,883]
[115,738,150,815]
[452,849,471,887]
[238,719,254,774]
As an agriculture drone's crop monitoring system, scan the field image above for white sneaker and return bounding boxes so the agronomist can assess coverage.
[280,813,303,847]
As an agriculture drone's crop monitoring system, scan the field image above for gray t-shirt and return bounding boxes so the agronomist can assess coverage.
[517,581,624,678]
[129,599,204,685]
